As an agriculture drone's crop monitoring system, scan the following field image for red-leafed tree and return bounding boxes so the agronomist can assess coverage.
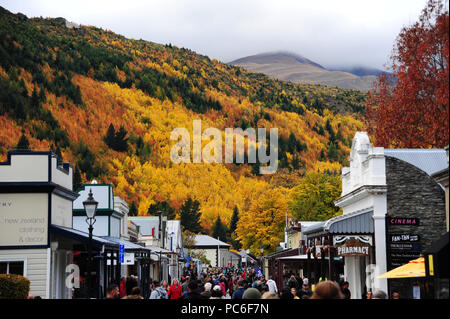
[366,0,449,148]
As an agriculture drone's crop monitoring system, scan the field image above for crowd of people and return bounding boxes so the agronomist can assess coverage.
[104,266,399,300]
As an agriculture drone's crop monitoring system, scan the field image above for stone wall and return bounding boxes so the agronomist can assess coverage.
[385,156,446,298]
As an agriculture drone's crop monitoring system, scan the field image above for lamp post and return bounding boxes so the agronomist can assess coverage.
[260,246,264,274]
[83,189,98,299]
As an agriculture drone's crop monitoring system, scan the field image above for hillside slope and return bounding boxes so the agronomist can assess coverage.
[229,52,378,91]
[0,7,366,232]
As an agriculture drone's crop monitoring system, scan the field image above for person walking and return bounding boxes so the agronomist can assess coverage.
[287,275,299,291]
[243,288,261,299]
[232,279,247,299]
[181,276,190,293]
[179,281,208,299]
[280,287,294,299]
[167,279,183,299]
[299,278,312,298]
[161,280,169,293]
[122,287,143,299]
[210,285,225,299]
[372,290,388,299]
[340,281,351,299]
[266,276,278,294]
[311,281,344,299]
[291,287,300,299]
[149,281,168,299]
[201,282,212,298]
[106,284,119,299]
[119,277,127,298]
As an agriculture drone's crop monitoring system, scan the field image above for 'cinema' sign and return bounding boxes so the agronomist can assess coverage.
[387,217,420,226]
[336,239,370,257]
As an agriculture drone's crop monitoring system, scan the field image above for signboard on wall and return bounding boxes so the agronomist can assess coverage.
[387,217,420,226]
[336,239,370,257]
[0,193,48,247]
[123,253,135,265]
[386,216,423,269]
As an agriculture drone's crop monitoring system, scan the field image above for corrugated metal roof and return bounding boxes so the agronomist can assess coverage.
[325,210,374,234]
[194,235,230,247]
[384,149,448,176]
[302,222,326,235]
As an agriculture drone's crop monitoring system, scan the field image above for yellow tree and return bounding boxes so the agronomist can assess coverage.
[236,187,289,255]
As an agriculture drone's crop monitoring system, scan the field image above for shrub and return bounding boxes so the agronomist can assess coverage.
[0,274,30,299]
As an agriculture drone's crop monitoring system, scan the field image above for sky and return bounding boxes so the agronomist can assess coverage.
[0,0,436,70]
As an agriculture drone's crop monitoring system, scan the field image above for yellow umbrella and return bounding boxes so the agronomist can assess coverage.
[378,257,425,278]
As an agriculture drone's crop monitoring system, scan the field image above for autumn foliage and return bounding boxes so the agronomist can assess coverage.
[0,7,368,248]
[366,0,449,148]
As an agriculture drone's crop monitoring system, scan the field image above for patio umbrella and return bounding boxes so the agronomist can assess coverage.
[378,257,425,278]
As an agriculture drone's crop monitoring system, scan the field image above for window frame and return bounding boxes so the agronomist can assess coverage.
[0,258,27,276]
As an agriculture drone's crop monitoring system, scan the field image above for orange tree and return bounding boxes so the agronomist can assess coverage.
[366,0,449,148]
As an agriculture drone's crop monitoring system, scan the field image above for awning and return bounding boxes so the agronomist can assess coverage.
[101,236,147,251]
[303,210,374,236]
[378,257,425,279]
[49,224,119,250]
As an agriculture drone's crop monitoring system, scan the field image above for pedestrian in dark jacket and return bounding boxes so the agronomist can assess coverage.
[232,279,247,299]
[287,275,299,290]
[179,281,208,299]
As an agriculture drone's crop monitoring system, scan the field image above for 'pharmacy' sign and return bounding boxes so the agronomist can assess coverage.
[336,239,370,257]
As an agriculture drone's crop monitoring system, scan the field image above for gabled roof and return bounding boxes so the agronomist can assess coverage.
[384,149,448,176]
[194,235,230,247]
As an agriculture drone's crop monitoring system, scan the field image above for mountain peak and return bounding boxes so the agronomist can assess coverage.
[229,51,325,69]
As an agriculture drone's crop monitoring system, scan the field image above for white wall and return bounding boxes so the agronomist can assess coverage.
[110,216,120,238]
[73,185,112,210]
[0,154,48,182]
[51,193,73,228]
[72,215,109,236]
[0,248,49,298]
[51,157,72,190]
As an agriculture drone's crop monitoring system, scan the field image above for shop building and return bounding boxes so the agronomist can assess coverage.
[0,151,79,298]
[73,183,153,297]
[188,235,230,268]
[305,132,447,299]
[128,216,171,282]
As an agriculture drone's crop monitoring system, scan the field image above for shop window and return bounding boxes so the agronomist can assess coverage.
[0,261,24,275]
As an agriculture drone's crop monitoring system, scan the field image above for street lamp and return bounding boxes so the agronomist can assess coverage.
[260,246,264,275]
[83,189,98,298]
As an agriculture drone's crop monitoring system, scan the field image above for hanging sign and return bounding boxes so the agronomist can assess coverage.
[123,252,135,265]
[119,244,125,263]
[336,239,370,257]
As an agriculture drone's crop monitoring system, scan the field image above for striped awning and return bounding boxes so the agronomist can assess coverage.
[325,210,374,234]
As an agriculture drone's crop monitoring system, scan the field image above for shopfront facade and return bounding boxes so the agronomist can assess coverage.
[0,151,78,298]
[334,132,447,299]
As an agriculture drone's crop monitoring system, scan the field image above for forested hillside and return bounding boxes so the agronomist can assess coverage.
[0,7,366,253]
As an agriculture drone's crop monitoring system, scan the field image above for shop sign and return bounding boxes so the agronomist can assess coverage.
[336,239,370,257]
[119,244,125,263]
[123,252,135,265]
[387,217,420,226]
[389,243,421,251]
[0,193,48,247]
[390,234,420,242]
